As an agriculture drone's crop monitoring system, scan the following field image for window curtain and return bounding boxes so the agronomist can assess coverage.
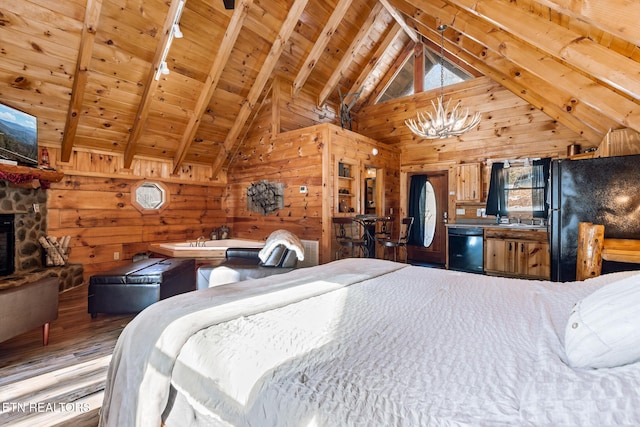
[485,162,506,217]
[408,174,427,246]
[532,157,551,218]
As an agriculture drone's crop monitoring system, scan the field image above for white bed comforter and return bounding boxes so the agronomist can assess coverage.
[100,259,640,427]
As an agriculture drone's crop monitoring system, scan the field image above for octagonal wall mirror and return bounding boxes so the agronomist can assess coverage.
[131,181,170,214]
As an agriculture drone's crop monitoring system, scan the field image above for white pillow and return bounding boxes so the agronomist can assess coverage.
[565,273,640,369]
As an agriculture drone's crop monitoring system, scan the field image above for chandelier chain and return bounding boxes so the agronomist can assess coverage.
[439,25,445,99]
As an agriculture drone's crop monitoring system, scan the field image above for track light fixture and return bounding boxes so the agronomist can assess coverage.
[154,0,185,80]
[159,61,170,75]
[172,23,183,39]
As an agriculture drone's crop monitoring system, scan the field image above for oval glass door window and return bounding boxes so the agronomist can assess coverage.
[423,180,437,247]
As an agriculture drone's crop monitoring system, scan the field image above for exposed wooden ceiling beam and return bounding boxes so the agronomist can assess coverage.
[60,0,102,163]
[317,2,385,107]
[532,0,640,46]
[360,39,416,108]
[122,0,185,169]
[448,0,640,101]
[413,41,424,94]
[210,0,309,178]
[392,5,606,141]
[378,0,418,43]
[292,0,355,97]
[171,0,253,175]
[224,81,275,172]
[348,22,404,100]
[421,24,609,142]
[401,0,640,136]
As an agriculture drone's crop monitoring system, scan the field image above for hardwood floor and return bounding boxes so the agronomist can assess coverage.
[0,284,134,426]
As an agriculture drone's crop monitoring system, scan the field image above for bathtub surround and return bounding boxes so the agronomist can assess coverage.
[149,238,265,260]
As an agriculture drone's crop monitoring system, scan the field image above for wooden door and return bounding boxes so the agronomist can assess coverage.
[407,172,448,265]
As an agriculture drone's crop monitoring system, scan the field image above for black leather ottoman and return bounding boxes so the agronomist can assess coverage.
[88,258,195,318]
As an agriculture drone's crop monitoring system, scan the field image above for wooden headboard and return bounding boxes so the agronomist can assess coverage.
[603,239,640,264]
[577,222,640,280]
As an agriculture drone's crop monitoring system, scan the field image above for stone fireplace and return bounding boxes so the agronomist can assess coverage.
[0,181,83,290]
[0,214,15,276]
[0,181,48,274]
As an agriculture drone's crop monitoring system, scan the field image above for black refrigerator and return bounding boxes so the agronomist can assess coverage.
[550,154,640,282]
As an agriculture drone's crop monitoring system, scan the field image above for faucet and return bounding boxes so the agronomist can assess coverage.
[196,236,206,247]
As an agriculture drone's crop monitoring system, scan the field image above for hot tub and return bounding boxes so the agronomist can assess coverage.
[149,238,264,259]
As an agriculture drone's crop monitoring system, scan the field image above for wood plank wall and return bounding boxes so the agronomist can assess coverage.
[43,147,227,280]
[225,79,335,246]
[39,74,591,280]
[357,76,593,199]
[227,79,399,263]
[47,176,225,280]
[226,123,326,243]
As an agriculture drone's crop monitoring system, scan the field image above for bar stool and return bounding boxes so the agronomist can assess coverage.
[379,217,414,262]
[374,216,394,241]
[333,217,368,259]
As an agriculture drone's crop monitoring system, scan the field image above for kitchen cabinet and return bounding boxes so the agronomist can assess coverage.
[484,228,550,279]
[455,163,481,202]
[335,158,360,215]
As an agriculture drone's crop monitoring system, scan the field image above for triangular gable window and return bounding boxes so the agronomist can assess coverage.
[376,45,472,104]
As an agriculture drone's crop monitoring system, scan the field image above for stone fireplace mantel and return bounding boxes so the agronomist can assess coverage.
[0,163,64,188]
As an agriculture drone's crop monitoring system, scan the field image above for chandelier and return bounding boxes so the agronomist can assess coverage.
[405,25,481,139]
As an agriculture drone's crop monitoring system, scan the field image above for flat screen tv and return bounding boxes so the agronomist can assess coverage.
[0,102,38,166]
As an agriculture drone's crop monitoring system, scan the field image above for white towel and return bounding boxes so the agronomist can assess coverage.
[258,229,305,263]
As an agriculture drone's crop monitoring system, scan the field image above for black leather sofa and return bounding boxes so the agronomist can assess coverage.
[88,257,195,317]
[197,245,298,289]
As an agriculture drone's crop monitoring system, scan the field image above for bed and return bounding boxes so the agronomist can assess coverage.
[99,258,640,426]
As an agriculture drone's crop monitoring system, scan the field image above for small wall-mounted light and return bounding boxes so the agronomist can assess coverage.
[371,148,379,156]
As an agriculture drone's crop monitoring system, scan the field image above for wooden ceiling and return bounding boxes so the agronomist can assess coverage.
[1,0,639,179]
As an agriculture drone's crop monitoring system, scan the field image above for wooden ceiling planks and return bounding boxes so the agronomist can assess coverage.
[399,0,640,139]
[454,0,640,100]
[172,0,254,174]
[348,22,405,98]
[318,2,386,107]
[379,0,418,43]
[292,0,355,97]
[210,0,310,178]
[531,0,640,46]
[122,0,183,168]
[61,0,102,162]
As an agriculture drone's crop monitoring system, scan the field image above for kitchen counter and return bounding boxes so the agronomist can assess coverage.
[446,223,548,231]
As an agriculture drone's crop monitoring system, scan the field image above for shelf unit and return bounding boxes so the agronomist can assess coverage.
[335,159,359,215]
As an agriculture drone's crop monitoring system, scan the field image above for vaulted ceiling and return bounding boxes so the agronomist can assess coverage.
[1,0,639,179]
